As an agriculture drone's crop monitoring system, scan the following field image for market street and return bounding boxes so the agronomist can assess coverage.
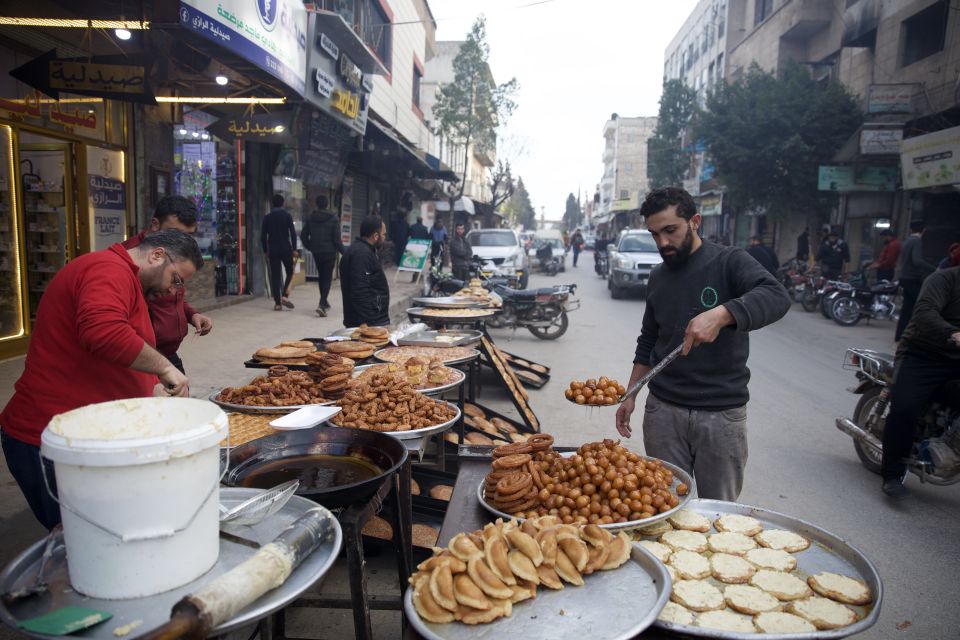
[480,267,960,640]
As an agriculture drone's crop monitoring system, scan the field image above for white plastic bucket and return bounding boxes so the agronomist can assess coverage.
[40,397,227,599]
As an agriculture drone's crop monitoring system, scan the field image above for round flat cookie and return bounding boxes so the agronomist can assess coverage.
[636,519,673,537]
[754,611,817,633]
[665,564,678,583]
[638,540,672,564]
[745,547,797,572]
[657,601,695,626]
[670,579,725,612]
[723,584,781,614]
[787,596,858,630]
[710,553,757,584]
[750,569,813,601]
[669,549,712,580]
[694,609,756,633]
[661,530,709,553]
[808,571,872,605]
[755,529,810,553]
[667,509,711,532]
[714,513,763,537]
[708,531,758,555]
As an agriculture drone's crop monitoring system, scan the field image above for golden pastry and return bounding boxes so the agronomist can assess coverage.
[453,573,490,611]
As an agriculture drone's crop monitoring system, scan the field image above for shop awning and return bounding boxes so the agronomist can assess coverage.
[352,119,457,181]
[434,197,475,214]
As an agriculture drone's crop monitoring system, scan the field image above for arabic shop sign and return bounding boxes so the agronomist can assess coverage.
[818,165,898,192]
[179,0,308,95]
[90,176,126,210]
[9,51,156,105]
[304,12,370,134]
[0,90,103,137]
[207,112,295,142]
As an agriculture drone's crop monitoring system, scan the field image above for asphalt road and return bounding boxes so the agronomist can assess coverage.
[481,262,960,640]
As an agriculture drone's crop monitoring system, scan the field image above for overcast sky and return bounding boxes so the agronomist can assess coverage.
[424,0,700,221]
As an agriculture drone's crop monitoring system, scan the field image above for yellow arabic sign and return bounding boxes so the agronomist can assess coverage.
[226,120,284,137]
[331,89,360,119]
[49,61,146,95]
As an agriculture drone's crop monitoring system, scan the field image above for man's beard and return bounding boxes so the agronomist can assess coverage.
[660,224,695,268]
[140,266,167,297]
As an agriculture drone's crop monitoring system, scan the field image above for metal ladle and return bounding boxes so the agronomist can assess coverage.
[617,344,684,405]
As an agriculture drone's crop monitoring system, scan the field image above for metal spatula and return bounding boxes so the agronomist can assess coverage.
[219,480,299,526]
[617,344,684,405]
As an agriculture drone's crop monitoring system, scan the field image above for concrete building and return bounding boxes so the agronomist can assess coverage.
[597,115,657,231]
[664,0,744,105]
[420,41,496,225]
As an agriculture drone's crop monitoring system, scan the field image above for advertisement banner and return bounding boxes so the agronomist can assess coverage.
[179,0,307,95]
[398,239,432,273]
[818,165,898,192]
[866,84,914,114]
[86,147,126,251]
[900,126,960,190]
[860,128,903,155]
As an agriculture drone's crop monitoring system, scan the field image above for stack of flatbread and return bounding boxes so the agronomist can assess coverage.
[253,340,317,363]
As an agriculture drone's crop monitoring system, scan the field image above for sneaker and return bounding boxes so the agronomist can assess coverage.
[881,477,908,500]
[316,306,327,317]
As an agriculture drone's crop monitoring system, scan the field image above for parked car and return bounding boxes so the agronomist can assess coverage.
[466,228,530,288]
[527,237,567,272]
[608,229,662,299]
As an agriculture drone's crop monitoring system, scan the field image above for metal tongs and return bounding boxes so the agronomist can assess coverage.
[618,344,684,404]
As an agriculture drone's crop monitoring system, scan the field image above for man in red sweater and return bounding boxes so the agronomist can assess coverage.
[122,196,213,373]
[0,230,204,529]
[868,229,901,283]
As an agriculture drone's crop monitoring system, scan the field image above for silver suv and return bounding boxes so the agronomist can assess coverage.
[608,229,662,299]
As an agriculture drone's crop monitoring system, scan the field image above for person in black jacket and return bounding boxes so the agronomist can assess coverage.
[816,229,849,279]
[262,194,298,311]
[409,217,430,240]
[300,195,344,317]
[340,215,390,327]
[449,222,473,281]
[746,236,779,275]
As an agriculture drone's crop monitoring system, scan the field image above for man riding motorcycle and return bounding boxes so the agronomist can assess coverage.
[881,265,960,499]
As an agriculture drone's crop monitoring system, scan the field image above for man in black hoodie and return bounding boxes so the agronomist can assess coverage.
[340,215,390,327]
[615,187,791,500]
[300,195,344,316]
[261,194,298,311]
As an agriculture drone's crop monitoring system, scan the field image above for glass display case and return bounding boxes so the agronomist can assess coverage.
[0,125,23,340]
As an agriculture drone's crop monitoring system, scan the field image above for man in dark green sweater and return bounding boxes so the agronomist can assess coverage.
[300,195,344,317]
[615,187,791,501]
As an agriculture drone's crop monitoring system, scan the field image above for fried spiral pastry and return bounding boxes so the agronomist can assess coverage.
[492,442,533,458]
[527,434,554,452]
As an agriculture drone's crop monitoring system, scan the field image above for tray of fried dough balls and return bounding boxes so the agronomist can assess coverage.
[631,499,882,639]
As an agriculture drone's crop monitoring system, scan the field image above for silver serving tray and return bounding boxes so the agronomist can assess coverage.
[0,489,342,638]
[209,390,335,414]
[397,329,484,348]
[476,457,695,530]
[412,296,486,309]
[650,498,882,639]
[404,542,671,640]
[352,364,466,396]
[333,401,461,441]
[374,347,480,367]
[406,307,497,322]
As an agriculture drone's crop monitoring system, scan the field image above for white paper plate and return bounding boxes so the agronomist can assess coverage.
[269,405,342,430]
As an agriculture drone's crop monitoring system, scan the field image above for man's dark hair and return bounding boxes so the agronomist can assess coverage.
[316,195,328,210]
[360,215,383,238]
[455,222,465,229]
[140,229,204,270]
[910,220,925,233]
[749,235,761,242]
[416,217,423,223]
[639,187,697,220]
[272,194,285,208]
[154,195,198,227]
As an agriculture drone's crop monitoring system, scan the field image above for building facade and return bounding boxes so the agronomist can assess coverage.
[597,114,657,232]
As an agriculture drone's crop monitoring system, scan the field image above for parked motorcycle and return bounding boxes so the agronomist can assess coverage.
[594,249,609,278]
[830,280,899,326]
[535,242,561,277]
[422,257,519,297]
[799,274,827,312]
[485,283,579,340]
[835,347,960,484]
[776,259,808,302]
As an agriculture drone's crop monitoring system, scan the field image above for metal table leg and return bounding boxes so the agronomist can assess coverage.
[341,512,374,640]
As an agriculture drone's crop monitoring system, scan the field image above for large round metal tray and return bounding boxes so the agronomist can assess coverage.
[649,498,882,639]
[406,307,497,322]
[412,296,486,309]
[332,401,461,441]
[405,542,671,640]
[0,489,342,638]
[477,456,694,530]
[374,346,479,366]
[353,363,465,396]
[209,390,335,414]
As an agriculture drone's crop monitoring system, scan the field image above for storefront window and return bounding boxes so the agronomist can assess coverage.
[0,125,23,340]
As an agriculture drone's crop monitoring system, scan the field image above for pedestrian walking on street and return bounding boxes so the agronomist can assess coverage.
[390,209,410,266]
[615,187,791,501]
[410,217,430,241]
[796,228,809,263]
[867,229,901,282]
[121,196,214,374]
[895,220,937,342]
[262,194,298,311]
[571,228,585,267]
[450,222,473,281]
[300,195,344,317]
[430,218,448,269]
[746,236,779,275]
[816,229,850,280]
[340,215,390,327]
[1,230,202,529]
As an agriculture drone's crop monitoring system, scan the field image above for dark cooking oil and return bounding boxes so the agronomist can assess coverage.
[239,454,382,491]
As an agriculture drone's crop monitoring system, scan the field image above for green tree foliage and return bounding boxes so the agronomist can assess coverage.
[696,62,862,218]
[503,176,536,230]
[432,16,518,202]
[648,79,699,189]
[563,193,582,231]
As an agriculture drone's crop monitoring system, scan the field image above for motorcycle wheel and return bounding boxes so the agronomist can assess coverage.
[832,297,863,326]
[820,294,835,318]
[853,387,884,474]
[528,310,568,340]
[800,290,819,312]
